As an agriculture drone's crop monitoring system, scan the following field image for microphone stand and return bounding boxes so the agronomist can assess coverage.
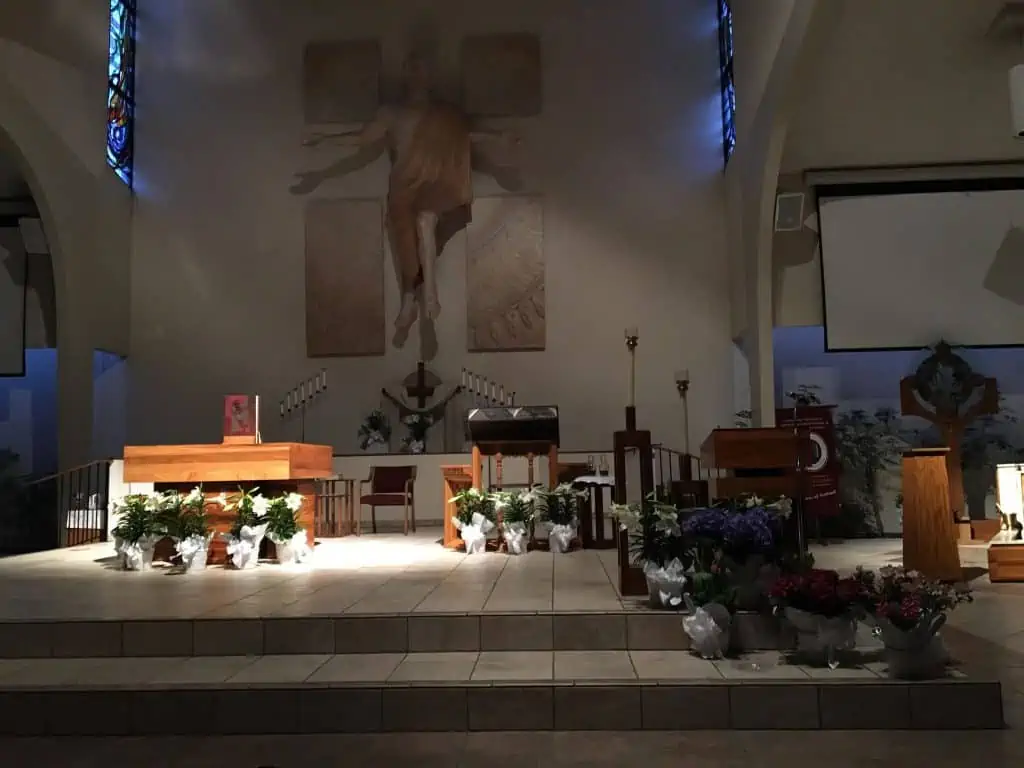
[788,393,807,559]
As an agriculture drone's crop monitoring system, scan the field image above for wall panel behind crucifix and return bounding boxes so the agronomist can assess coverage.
[466,195,545,352]
[304,198,386,357]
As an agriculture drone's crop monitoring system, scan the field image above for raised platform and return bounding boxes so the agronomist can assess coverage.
[0,535,1006,733]
[0,650,1003,734]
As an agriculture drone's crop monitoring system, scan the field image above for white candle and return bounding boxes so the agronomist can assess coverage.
[280,402,284,417]
[499,385,505,402]
[491,382,496,401]
[462,369,467,387]
[322,369,327,389]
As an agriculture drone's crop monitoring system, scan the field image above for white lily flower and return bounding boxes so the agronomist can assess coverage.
[211,493,229,507]
[285,493,304,512]
[252,494,270,518]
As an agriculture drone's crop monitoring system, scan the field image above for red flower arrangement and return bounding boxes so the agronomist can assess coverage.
[769,568,873,618]
[864,566,971,631]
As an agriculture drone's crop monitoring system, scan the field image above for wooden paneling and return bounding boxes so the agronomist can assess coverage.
[902,449,962,581]
[988,543,1024,582]
[123,443,334,484]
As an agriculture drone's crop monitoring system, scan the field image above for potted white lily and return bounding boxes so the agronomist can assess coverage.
[491,487,536,555]
[537,483,584,553]
[112,493,163,570]
[450,487,495,554]
[222,487,269,569]
[163,487,219,572]
[266,492,312,565]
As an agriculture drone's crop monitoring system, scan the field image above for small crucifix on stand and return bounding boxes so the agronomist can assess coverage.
[381,362,462,452]
[899,341,999,526]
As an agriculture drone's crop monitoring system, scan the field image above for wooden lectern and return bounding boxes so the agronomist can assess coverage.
[441,464,474,549]
[123,442,333,565]
[901,448,962,581]
[700,427,806,499]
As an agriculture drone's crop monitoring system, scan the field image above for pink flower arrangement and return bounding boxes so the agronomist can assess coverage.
[864,566,971,631]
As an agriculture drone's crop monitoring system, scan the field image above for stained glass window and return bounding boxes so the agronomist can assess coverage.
[718,0,736,165]
[107,0,136,186]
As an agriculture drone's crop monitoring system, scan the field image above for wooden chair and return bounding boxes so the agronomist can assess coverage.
[358,465,417,535]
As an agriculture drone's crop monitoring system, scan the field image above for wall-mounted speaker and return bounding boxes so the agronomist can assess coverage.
[18,217,48,255]
[774,192,805,232]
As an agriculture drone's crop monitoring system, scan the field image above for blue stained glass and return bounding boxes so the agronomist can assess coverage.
[107,0,136,186]
[718,0,736,165]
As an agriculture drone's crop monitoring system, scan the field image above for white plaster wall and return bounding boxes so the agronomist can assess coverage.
[774,1,1024,330]
[784,0,1024,172]
[129,0,733,454]
[93,357,127,460]
[0,0,133,468]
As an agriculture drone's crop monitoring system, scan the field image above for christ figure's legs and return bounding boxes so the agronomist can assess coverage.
[417,211,441,320]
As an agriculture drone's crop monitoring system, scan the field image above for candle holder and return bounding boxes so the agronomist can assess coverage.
[280,368,328,442]
[624,327,639,431]
[674,369,691,456]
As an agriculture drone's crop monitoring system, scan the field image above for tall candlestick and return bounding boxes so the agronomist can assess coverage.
[499,385,505,403]
[625,327,639,408]
[461,368,467,388]
[491,382,496,401]
[280,402,284,417]
[322,369,327,389]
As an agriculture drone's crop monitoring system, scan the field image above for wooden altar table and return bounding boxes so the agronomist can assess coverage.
[123,442,334,565]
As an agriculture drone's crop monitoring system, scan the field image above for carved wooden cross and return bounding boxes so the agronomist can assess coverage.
[899,343,999,521]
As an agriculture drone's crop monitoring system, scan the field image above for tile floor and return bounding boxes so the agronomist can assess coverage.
[0,531,632,620]
[0,538,1022,761]
[0,649,907,687]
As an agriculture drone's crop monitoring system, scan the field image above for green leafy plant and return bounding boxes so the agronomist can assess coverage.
[491,488,535,526]
[613,492,685,569]
[358,409,391,450]
[450,487,493,527]
[178,487,212,539]
[226,486,267,536]
[266,492,304,540]
[112,494,163,544]
[538,483,584,527]
[834,407,915,536]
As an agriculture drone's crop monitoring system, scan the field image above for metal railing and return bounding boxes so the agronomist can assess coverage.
[0,460,112,555]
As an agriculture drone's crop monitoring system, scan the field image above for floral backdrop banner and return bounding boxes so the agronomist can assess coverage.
[776,405,840,518]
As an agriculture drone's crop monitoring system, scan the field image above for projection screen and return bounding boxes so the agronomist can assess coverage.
[0,227,26,375]
[817,182,1024,350]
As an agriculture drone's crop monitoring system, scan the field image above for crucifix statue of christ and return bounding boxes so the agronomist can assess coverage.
[290,51,521,351]
[899,341,999,521]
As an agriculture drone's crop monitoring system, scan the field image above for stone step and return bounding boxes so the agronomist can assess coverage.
[0,651,1003,733]
[0,611,792,657]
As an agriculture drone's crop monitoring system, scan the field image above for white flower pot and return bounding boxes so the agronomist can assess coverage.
[502,522,529,555]
[875,613,949,680]
[270,530,312,565]
[457,512,495,555]
[644,560,687,610]
[224,523,268,570]
[548,522,576,553]
[683,602,732,659]
[117,536,158,571]
[175,534,211,572]
[784,606,857,668]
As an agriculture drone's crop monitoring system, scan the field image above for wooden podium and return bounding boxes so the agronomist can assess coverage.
[123,442,333,565]
[901,448,962,581]
[441,464,474,549]
[700,427,806,498]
